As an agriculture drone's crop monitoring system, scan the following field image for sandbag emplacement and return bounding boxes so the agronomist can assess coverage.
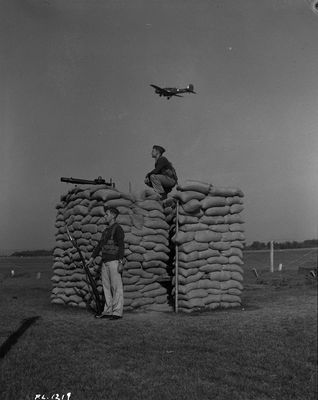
[52,186,170,311]
[171,180,245,313]
[53,180,245,314]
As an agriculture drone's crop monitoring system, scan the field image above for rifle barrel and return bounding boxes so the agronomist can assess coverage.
[61,177,114,187]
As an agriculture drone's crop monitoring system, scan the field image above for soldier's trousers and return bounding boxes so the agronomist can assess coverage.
[150,174,176,194]
[101,260,123,317]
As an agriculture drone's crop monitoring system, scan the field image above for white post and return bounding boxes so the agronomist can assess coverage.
[175,201,179,313]
[270,241,274,272]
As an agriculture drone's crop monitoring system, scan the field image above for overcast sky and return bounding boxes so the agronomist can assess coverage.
[1,0,318,251]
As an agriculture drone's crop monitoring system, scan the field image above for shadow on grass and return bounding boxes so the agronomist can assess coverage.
[0,316,41,359]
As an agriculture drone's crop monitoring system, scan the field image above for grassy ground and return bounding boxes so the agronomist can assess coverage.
[0,250,317,400]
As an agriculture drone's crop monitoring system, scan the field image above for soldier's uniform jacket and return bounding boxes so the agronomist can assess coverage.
[92,223,125,262]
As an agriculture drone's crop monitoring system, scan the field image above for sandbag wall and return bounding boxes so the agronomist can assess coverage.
[168,180,245,313]
[51,185,170,311]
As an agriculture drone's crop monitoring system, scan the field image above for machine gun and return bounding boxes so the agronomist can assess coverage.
[61,176,115,187]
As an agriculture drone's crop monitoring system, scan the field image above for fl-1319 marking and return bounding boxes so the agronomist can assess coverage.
[34,393,71,400]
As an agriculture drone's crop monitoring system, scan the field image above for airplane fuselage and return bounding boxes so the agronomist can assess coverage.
[151,84,196,99]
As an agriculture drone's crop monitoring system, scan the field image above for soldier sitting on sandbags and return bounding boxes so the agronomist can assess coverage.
[144,145,178,200]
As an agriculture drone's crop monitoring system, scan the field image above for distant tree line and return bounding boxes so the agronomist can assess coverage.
[10,249,53,257]
[245,239,318,250]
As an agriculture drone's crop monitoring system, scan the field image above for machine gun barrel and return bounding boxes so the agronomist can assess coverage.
[61,176,115,187]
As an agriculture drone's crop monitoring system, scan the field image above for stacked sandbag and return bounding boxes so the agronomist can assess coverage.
[122,190,170,309]
[51,186,170,311]
[171,180,245,313]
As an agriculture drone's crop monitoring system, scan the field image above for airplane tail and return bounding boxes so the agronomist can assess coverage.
[187,84,196,93]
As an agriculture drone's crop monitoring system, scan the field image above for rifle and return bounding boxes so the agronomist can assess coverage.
[65,226,103,315]
[61,176,115,187]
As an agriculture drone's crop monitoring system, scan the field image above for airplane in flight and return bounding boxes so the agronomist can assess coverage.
[150,83,196,99]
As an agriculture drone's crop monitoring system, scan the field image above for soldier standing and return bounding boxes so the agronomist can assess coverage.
[87,207,125,320]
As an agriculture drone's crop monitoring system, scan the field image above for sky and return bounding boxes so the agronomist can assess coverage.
[1,0,318,252]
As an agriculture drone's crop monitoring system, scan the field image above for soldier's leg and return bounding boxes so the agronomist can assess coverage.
[150,174,175,194]
[108,260,124,317]
[101,262,113,315]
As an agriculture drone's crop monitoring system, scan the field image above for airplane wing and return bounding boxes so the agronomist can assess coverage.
[150,84,170,96]
[150,84,163,91]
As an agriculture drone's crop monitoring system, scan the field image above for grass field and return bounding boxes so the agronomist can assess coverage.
[0,249,317,400]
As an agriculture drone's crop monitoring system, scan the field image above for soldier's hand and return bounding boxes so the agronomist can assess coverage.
[118,260,124,274]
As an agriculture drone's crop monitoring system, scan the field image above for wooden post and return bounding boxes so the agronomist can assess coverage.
[270,240,274,272]
[175,200,179,313]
